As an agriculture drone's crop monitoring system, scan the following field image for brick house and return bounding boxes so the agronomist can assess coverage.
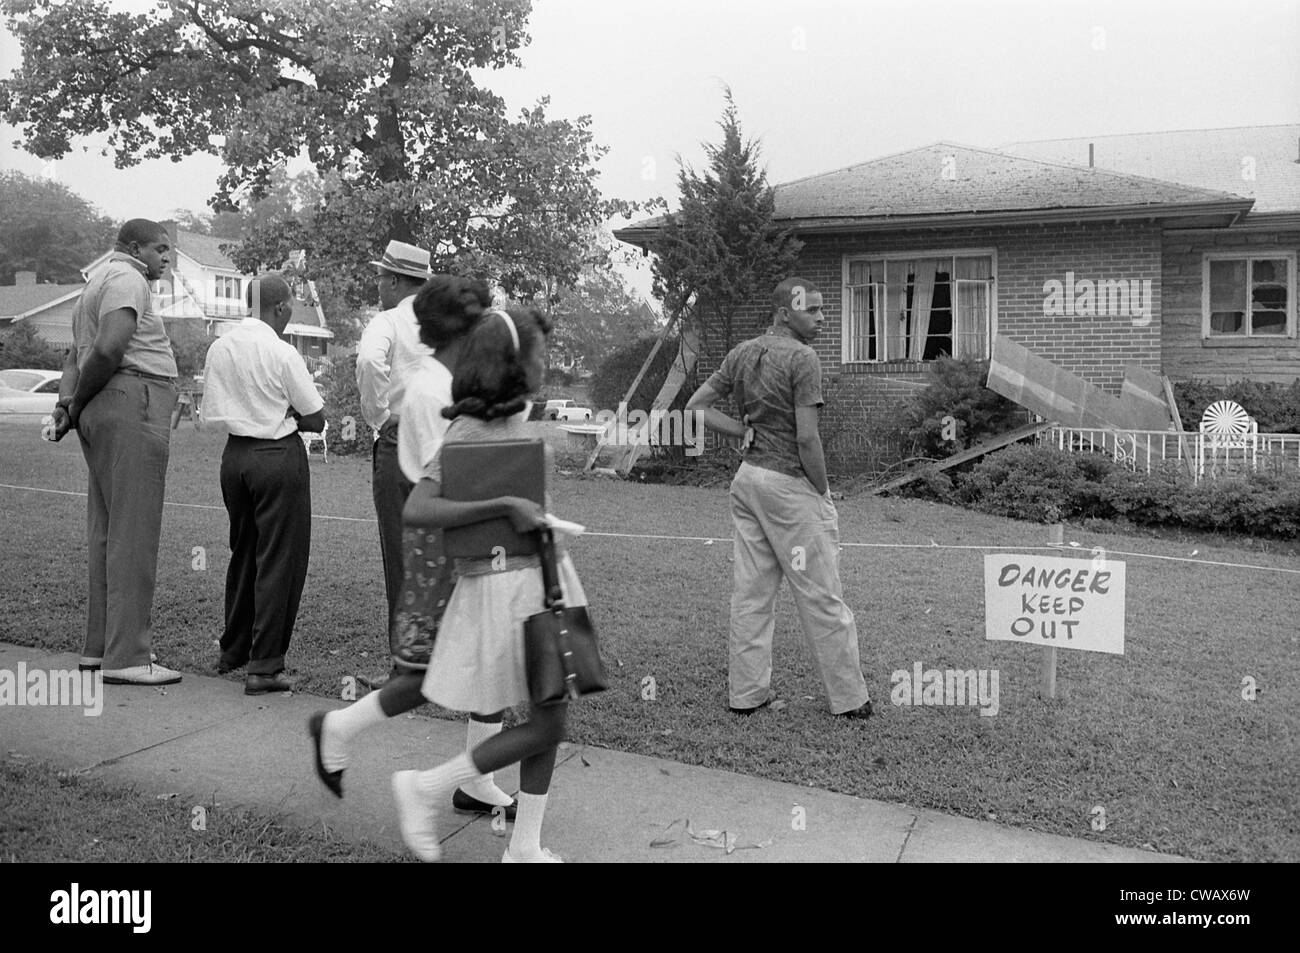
[614,127,1298,437]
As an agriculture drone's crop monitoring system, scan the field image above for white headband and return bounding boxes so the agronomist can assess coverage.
[496,310,519,352]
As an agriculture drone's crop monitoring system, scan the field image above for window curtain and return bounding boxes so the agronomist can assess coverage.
[956,281,989,357]
[907,260,939,360]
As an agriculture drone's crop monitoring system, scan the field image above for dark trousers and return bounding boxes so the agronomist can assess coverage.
[219,433,311,675]
[76,372,177,669]
[372,418,414,652]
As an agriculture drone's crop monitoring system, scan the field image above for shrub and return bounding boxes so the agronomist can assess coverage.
[314,355,369,456]
[938,443,1299,539]
[0,322,65,370]
[903,356,1025,458]
[1173,379,1300,434]
[956,443,1087,522]
[166,322,212,383]
[1099,464,1185,526]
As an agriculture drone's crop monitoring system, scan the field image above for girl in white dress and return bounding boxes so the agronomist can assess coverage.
[310,277,517,819]
[393,306,585,863]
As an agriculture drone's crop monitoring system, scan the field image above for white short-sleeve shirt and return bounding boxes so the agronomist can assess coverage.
[202,318,324,440]
[397,354,455,484]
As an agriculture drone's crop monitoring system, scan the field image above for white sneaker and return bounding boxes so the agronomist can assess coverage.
[502,846,564,863]
[392,771,442,862]
[101,664,182,685]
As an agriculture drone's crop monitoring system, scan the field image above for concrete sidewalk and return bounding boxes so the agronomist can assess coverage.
[0,642,1190,863]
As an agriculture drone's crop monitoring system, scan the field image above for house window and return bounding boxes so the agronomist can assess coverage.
[844,252,994,363]
[1204,253,1296,338]
[215,276,242,300]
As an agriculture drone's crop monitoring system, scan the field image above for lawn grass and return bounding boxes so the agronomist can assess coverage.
[1,418,1297,862]
[0,757,409,863]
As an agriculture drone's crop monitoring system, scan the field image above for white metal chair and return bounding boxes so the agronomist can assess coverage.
[301,419,329,461]
[1197,400,1257,480]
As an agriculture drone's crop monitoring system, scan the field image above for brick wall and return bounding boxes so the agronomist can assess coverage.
[1161,226,1300,385]
[696,220,1165,435]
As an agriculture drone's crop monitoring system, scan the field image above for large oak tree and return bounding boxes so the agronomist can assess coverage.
[1,0,645,306]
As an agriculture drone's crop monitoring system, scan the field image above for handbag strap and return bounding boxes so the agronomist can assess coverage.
[535,526,564,609]
[534,525,581,700]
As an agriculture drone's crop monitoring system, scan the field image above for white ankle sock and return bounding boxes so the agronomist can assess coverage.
[508,792,550,860]
[459,719,514,806]
[320,692,386,771]
[416,752,481,799]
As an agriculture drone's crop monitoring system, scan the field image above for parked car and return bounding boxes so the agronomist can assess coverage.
[0,368,61,414]
[542,398,592,422]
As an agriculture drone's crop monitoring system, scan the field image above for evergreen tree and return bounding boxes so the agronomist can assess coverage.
[650,88,802,353]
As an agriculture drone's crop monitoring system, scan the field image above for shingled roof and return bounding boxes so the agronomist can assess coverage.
[615,142,1252,244]
[1000,124,1300,214]
[0,283,83,319]
[176,229,238,270]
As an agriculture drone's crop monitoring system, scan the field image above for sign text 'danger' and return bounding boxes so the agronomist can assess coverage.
[983,554,1125,655]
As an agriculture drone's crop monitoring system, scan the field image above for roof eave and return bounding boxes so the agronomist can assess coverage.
[615,201,1253,247]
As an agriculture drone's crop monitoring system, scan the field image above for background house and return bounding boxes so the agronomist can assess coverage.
[1,271,85,346]
[63,223,333,364]
[616,127,1298,433]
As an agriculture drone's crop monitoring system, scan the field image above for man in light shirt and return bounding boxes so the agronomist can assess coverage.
[202,274,325,695]
[51,218,182,686]
[355,240,432,678]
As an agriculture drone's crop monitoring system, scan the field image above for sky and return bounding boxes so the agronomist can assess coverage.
[2,0,1298,303]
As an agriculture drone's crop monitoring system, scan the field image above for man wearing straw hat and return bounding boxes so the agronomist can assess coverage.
[202,274,325,694]
[356,240,433,682]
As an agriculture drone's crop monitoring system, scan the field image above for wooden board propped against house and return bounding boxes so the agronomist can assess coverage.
[986,335,1177,462]
[610,321,702,475]
[870,420,1056,495]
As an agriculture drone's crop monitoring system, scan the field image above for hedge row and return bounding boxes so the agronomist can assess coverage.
[904,443,1300,539]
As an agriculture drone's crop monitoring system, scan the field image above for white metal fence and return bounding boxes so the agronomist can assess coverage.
[1037,425,1300,482]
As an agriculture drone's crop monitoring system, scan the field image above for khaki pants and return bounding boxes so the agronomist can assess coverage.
[76,373,176,669]
[728,462,869,714]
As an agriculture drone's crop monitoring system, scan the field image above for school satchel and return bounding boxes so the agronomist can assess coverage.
[440,438,546,558]
[525,527,608,705]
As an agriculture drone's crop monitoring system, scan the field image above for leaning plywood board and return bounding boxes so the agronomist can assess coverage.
[612,322,701,474]
[988,336,1179,463]
[583,310,680,471]
[870,420,1055,495]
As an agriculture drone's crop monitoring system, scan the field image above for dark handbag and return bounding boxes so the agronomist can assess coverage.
[440,438,546,558]
[524,527,608,705]
[389,526,456,671]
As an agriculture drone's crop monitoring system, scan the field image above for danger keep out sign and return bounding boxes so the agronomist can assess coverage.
[984,554,1125,655]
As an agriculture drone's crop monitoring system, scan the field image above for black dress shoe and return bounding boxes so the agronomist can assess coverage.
[307,711,344,798]
[839,700,874,720]
[453,788,517,820]
[245,671,296,695]
[217,659,245,675]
